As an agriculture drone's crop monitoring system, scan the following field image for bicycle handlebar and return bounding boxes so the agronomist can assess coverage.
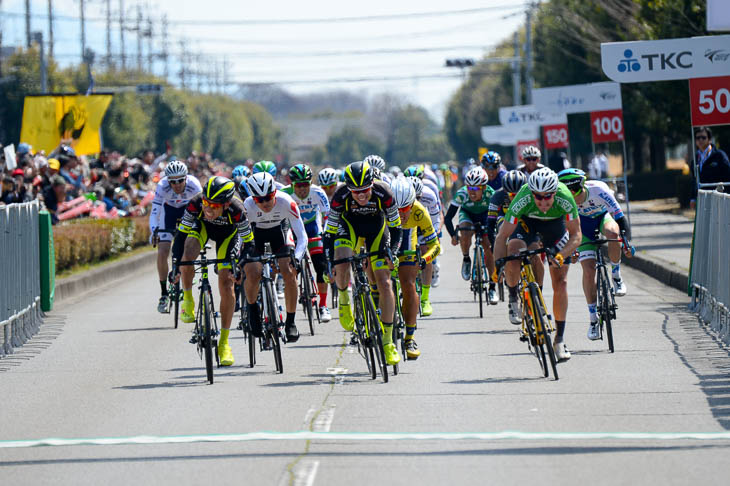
[495,247,551,266]
[330,250,383,266]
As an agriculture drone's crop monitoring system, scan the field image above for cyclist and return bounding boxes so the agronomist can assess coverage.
[323,160,403,365]
[518,146,545,175]
[486,170,527,248]
[393,178,440,360]
[172,176,252,367]
[482,151,506,192]
[282,164,333,322]
[493,167,581,362]
[242,172,308,343]
[557,168,634,340]
[318,168,340,202]
[444,167,498,304]
[149,160,202,313]
[253,160,284,190]
[408,175,442,307]
[405,164,440,203]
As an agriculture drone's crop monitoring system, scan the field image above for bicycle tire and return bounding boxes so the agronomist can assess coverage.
[264,281,283,374]
[530,284,558,380]
[598,266,615,353]
[330,282,338,309]
[354,293,376,379]
[522,286,548,378]
[172,282,180,329]
[308,261,322,324]
[475,246,484,318]
[391,279,403,375]
[365,295,388,383]
[202,291,215,384]
[303,263,315,336]
[241,287,256,368]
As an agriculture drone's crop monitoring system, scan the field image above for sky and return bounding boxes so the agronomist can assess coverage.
[1,0,529,121]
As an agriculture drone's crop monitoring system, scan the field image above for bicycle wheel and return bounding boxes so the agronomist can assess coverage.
[330,282,338,309]
[264,282,283,373]
[240,287,256,368]
[365,295,388,383]
[530,284,558,380]
[172,281,180,329]
[354,292,376,379]
[475,247,484,318]
[302,263,315,336]
[202,291,215,384]
[598,265,615,353]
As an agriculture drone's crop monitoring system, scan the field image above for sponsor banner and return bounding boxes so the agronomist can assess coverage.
[690,76,730,127]
[532,82,622,114]
[590,109,625,143]
[601,35,730,83]
[708,0,730,32]
[516,140,540,161]
[498,104,567,127]
[480,125,539,145]
[20,94,113,155]
[543,124,570,149]
[478,147,488,161]
[3,144,17,170]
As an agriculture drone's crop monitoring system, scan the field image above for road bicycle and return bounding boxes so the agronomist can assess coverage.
[298,249,321,336]
[497,247,559,380]
[330,248,389,383]
[390,249,421,373]
[458,222,493,318]
[152,227,181,328]
[173,248,236,384]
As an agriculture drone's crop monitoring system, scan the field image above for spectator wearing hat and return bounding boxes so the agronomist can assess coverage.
[2,176,19,204]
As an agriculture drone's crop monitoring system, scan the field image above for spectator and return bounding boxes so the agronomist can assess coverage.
[2,176,19,204]
[41,175,68,224]
[694,126,730,189]
[588,152,609,179]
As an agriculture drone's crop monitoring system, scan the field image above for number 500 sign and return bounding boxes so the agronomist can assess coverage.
[690,76,730,127]
[590,109,624,143]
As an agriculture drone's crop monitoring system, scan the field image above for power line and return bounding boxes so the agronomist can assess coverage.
[230,69,505,86]
[191,44,496,59]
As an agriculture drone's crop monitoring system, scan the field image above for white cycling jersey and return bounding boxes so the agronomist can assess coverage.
[423,178,441,211]
[577,180,624,219]
[244,191,308,261]
[419,184,441,232]
[283,184,330,232]
[149,175,202,231]
[423,166,440,190]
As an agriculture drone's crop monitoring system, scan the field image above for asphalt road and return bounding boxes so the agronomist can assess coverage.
[2,242,730,486]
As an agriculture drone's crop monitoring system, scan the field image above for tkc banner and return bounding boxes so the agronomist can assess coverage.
[481,125,539,145]
[498,105,567,127]
[532,82,622,114]
[601,35,730,83]
[707,0,730,31]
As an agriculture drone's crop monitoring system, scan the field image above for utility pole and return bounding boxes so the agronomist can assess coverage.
[146,13,153,73]
[25,0,31,48]
[525,4,535,104]
[136,4,143,71]
[33,31,47,93]
[119,0,126,70]
[195,52,202,92]
[80,0,86,64]
[47,0,54,59]
[178,40,187,89]
[105,0,112,68]
[512,32,521,106]
[162,14,169,79]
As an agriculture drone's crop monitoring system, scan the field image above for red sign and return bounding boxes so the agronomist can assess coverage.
[543,124,570,149]
[590,109,624,143]
[516,140,540,161]
[690,76,730,127]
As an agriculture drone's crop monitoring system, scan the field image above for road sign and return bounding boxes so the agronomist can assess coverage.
[689,76,730,127]
[601,35,730,83]
[543,124,570,149]
[498,105,567,127]
[533,82,622,114]
[480,125,539,145]
[590,109,625,143]
[516,140,540,161]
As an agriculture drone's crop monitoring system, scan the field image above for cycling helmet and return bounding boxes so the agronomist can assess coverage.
[404,164,424,179]
[557,168,586,192]
[407,176,424,198]
[338,169,346,183]
[231,165,249,179]
[253,160,277,177]
[318,168,338,186]
[203,176,236,203]
[481,151,501,166]
[464,167,489,187]
[363,154,386,171]
[372,166,383,181]
[439,163,449,171]
[528,167,559,194]
[289,163,313,183]
[392,177,416,209]
[502,170,528,194]
[247,172,276,197]
[165,160,188,179]
[521,145,542,160]
[344,161,374,190]
[466,158,476,167]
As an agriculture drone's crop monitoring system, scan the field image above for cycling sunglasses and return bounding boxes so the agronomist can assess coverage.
[169,178,186,185]
[202,198,223,209]
[524,157,539,162]
[467,185,484,191]
[350,185,372,195]
[398,204,413,213]
[532,192,555,201]
[254,193,275,203]
[322,183,337,189]
[293,182,311,188]
[485,163,500,169]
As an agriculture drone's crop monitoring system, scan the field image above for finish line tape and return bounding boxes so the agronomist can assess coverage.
[3,431,730,449]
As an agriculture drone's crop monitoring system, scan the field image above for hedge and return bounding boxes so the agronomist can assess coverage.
[53,217,151,272]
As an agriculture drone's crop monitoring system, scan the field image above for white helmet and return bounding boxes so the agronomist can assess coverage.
[407,176,423,198]
[364,154,386,171]
[528,167,559,193]
[317,168,338,186]
[392,177,416,208]
[247,172,276,197]
[521,145,542,160]
[465,167,488,187]
[165,160,188,179]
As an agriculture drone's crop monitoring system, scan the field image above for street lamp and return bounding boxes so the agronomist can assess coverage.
[445,58,475,80]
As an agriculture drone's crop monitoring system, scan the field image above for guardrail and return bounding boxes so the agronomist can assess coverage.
[0,201,43,356]
[689,189,730,343]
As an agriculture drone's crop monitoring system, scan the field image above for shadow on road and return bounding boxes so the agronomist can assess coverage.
[99,327,170,333]
[0,314,66,372]
[446,376,545,385]
[443,329,514,336]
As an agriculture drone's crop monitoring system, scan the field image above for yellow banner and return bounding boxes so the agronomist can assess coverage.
[20,94,113,156]
[478,147,488,161]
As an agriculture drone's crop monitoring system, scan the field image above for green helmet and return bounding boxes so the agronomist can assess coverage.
[404,164,424,179]
[253,160,277,177]
[557,168,586,192]
[289,163,312,183]
[439,163,449,171]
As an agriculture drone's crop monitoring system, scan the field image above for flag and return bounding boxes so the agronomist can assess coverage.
[20,94,113,156]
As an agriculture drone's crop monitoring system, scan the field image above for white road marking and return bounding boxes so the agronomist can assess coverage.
[313,406,336,432]
[293,460,320,486]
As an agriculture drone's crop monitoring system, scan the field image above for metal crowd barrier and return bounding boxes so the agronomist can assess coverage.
[0,201,43,356]
[689,189,730,343]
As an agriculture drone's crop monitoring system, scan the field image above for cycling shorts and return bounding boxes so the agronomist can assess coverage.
[185,221,240,270]
[398,228,419,266]
[334,214,390,271]
[159,204,186,242]
[458,208,489,227]
[250,225,293,258]
[577,213,613,261]
[510,217,569,265]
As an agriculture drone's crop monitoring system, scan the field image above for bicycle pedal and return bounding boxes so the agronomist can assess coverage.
[189,336,198,344]
[519,334,528,343]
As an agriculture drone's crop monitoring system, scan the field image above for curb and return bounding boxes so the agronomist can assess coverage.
[54,249,157,304]
[622,252,689,295]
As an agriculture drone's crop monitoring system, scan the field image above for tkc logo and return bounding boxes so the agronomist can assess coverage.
[508,111,543,124]
[617,48,692,73]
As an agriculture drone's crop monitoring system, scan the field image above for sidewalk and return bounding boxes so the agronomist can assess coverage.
[623,200,694,294]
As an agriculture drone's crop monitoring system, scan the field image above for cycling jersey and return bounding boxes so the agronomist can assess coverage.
[281,184,330,233]
[576,180,623,220]
[486,188,512,245]
[399,200,440,265]
[244,191,308,261]
[149,175,202,234]
[517,162,546,175]
[443,185,495,237]
[418,184,441,233]
[505,182,578,223]
[423,178,441,204]
[423,166,440,191]
[486,168,506,191]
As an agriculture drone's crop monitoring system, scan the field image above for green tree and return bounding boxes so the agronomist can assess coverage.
[325,125,383,163]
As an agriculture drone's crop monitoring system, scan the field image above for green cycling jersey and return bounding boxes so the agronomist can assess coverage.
[451,185,494,214]
[504,182,578,223]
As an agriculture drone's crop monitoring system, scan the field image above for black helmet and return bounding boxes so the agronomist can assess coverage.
[344,161,374,190]
[502,170,528,194]
[203,176,236,203]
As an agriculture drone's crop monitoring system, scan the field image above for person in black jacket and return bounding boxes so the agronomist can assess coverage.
[694,126,730,191]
